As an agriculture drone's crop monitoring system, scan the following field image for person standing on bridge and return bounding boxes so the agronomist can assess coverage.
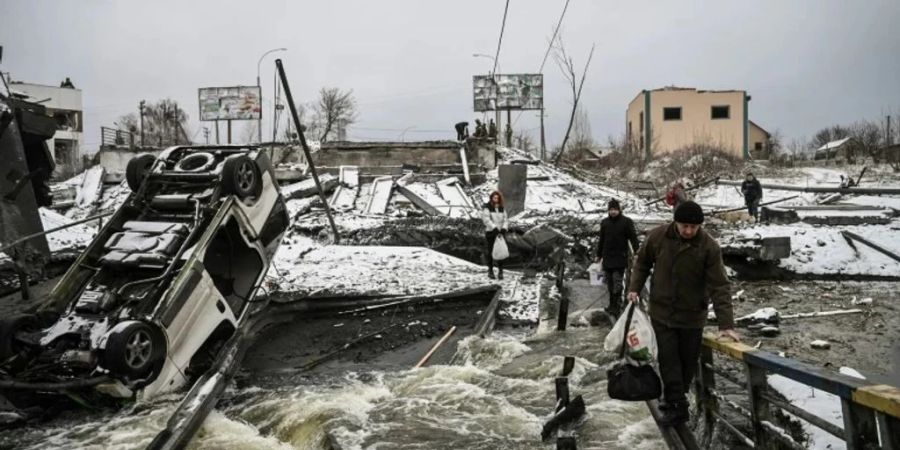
[594,199,640,318]
[455,121,470,141]
[626,201,739,426]
[482,190,509,280]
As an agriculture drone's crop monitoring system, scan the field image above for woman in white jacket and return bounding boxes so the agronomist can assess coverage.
[482,190,509,279]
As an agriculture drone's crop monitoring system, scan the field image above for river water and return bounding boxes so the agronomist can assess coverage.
[3,326,664,450]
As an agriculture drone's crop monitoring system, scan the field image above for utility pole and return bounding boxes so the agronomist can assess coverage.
[173,103,180,144]
[215,120,220,144]
[540,107,546,160]
[203,127,210,144]
[139,100,145,147]
[887,115,893,146]
[161,103,168,146]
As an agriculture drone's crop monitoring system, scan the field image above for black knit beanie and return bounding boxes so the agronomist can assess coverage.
[608,199,621,211]
[674,201,704,224]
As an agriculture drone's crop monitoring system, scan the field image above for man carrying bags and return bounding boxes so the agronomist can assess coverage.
[626,201,739,426]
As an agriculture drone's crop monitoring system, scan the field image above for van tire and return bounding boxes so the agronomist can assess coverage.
[126,154,157,192]
[103,321,165,380]
[222,156,262,199]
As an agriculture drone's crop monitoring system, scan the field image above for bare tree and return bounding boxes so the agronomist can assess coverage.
[569,105,594,152]
[513,129,535,154]
[850,120,883,162]
[117,98,191,146]
[550,34,595,164]
[315,87,357,142]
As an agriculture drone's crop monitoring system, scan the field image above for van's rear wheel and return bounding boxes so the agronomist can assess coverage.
[126,154,157,192]
[103,321,165,380]
[221,156,262,199]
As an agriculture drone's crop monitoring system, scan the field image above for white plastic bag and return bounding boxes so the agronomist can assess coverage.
[603,303,658,364]
[492,234,509,260]
[587,262,604,286]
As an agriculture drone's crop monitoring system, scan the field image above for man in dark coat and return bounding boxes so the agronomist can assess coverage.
[454,121,469,141]
[488,119,498,140]
[741,173,763,220]
[594,199,640,317]
[627,201,739,426]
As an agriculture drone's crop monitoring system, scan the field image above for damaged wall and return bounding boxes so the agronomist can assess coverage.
[312,140,495,170]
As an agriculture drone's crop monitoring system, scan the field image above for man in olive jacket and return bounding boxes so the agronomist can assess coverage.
[627,201,740,425]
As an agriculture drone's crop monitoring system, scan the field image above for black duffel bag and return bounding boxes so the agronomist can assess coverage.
[606,303,662,401]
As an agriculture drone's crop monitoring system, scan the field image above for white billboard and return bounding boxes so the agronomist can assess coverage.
[198,86,261,121]
[473,74,543,111]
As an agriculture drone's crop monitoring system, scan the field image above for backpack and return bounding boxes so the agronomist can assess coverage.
[665,190,676,206]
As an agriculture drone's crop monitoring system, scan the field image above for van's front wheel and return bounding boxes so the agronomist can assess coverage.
[103,321,165,380]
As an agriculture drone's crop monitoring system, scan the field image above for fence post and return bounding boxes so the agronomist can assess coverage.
[841,399,878,449]
[745,364,771,449]
[695,346,717,431]
[875,412,899,450]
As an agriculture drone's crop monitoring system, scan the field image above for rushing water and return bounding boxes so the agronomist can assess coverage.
[2,328,664,450]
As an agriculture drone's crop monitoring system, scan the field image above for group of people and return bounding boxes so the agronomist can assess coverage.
[454,119,513,144]
[481,188,740,427]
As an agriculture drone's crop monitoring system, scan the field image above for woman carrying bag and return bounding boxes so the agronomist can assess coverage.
[482,190,509,280]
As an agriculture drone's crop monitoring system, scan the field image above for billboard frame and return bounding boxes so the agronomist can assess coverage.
[198,85,262,122]
[473,73,543,112]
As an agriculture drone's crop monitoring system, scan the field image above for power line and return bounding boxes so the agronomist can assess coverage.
[539,0,571,73]
[514,0,571,128]
[492,0,511,75]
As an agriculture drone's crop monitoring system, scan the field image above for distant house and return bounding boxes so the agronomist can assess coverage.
[626,86,769,161]
[814,137,854,161]
[9,81,83,178]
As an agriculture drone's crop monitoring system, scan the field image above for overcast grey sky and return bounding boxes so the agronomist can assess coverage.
[2,0,899,152]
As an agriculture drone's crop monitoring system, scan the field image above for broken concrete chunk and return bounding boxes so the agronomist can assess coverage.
[736,307,779,325]
[281,174,338,200]
[760,326,780,337]
[810,340,831,349]
[851,297,873,305]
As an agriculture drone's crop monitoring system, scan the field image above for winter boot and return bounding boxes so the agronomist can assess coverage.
[488,268,496,279]
[658,401,689,426]
[497,268,504,280]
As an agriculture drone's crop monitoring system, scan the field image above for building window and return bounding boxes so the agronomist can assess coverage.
[663,107,682,121]
[711,105,730,119]
[755,142,763,151]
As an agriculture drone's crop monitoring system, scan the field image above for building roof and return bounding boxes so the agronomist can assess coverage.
[817,137,852,151]
[749,120,770,137]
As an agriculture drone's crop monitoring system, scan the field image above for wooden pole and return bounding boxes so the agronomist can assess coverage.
[414,326,457,368]
[275,58,341,243]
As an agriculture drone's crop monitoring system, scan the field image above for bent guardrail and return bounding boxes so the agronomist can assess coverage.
[697,334,900,449]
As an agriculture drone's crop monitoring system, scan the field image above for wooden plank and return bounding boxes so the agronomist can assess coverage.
[701,334,755,361]
[841,231,900,263]
[717,179,900,195]
[852,384,900,418]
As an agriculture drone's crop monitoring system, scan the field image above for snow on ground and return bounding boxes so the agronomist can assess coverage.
[271,243,504,299]
[768,367,865,450]
[736,223,900,276]
[40,208,97,252]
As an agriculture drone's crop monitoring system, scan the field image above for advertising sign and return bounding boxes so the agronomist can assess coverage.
[198,86,261,121]
[473,74,543,111]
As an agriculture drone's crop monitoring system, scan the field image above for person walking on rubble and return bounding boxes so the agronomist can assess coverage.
[665,180,688,209]
[626,201,739,426]
[455,121,470,141]
[741,173,763,220]
[482,190,509,280]
[594,199,640,318]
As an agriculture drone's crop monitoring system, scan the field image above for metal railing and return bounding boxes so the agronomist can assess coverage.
[696,334,900,449]
[100,126,135,148]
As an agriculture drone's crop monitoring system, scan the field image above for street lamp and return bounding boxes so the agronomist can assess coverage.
[399,126,415,142]
[472,53,496,75]
[257,47,287,144]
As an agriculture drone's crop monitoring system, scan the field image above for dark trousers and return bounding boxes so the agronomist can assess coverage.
[652,320,703,404]
[603,268,625,315]
[746,198,759,219]
[485,230,503,272]
[455,124,468,141]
